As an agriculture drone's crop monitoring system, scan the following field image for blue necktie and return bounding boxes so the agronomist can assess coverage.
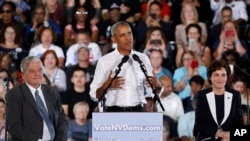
[35,90,55,140]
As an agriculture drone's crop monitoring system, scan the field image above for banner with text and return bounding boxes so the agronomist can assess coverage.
[93,112,163,141]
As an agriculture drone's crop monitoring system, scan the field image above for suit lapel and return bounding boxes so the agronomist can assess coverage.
[207,91,233,126]
[21,83,40,113]
[206,91,218,125]
[221,91,233,125]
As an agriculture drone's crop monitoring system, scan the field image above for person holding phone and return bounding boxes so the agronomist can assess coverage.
[176,23,211,68]
[136,1,173,47]
[213,20,247,60]
[173,50,209,99]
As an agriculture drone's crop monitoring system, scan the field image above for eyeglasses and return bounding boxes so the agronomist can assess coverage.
[1,10,12,14]
[182,58,193,61]
[75,11,88,15]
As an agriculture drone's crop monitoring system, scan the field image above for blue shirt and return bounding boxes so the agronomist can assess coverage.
[173,66,207,99]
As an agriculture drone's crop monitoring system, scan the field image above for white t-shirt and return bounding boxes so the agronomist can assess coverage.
[29,44,65,59]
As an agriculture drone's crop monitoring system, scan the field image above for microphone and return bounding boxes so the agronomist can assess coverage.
[132,54,165,111]
[132,54,147,74]
[115,55,129,74]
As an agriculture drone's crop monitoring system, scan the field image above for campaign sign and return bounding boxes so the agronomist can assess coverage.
[92,112,163,141]
[230,125,250,141]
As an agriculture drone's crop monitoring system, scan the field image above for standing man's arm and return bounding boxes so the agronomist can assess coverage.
[6,89,39,141]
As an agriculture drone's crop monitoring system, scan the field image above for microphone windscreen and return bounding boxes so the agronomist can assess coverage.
[132,54,139,61]
[122,55,129,62]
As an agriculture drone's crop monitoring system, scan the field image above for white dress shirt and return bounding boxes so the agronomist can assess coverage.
[26,83,51,141]
[210,0,248,25]
[90,48,153,107]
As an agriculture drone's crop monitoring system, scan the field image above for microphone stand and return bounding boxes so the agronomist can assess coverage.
[138,64,165,111]
[92,67,122,112]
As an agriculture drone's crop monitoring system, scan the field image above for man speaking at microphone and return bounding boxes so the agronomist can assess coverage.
[90,21,161,112]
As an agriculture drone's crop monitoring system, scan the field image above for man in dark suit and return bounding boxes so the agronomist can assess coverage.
[6,56,68,141]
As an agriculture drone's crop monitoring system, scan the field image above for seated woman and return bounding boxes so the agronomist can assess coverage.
[176,23,211,68]
[175,3,207,47]
[29,26,65,68]
[40,50,66,92]
[231,76,249,106]
[173,50,209,99]
[64,5,99,48]
[213,20,248,61]
[149,49,172,80]
[67,101,92,141]
[142,26,175,72]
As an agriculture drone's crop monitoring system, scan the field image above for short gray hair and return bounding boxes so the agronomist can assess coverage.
[111,21,131,37]
[73,101,90,113]
[20,56,42,73]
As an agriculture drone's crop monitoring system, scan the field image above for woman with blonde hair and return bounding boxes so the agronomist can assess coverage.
[175,3,207,47]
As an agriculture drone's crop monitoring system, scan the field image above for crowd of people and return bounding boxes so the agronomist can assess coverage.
[0,0,250,141]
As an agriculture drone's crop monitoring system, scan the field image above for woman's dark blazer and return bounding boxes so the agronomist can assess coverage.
[194,87,244,141]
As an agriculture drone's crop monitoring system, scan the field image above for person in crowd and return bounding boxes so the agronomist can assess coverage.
[141,0,171,23]
[40,50,66,92]
[171,0,213,27]
[98,2,121,48]
[6,56,68,141]
[100,0,141,24]
[136,1,173,47]
[194,60,244,141]
[178,95,197,141]
[65,46,96,90]
[0,23,27,71]
[213,20,247,60]
[231,76,250,106]
[0,99,5,141]
[210,0,248,26]
[222,50,247,79]
[67,101,92,141]
[0,1,23,36]
[65,0,101,25]
[207,6,233,47]
[43,0,65,27]
[8,0,31,24]
[157,75,184,122]
[29,26,65,68]
[0,22,22,54]
[173,50,209,99]
[149,49,172,80]
[182,75,204,113]
[64,5,99,48]
[65,29,102,66]
[175,3,207,47]
[143,97,157,112]
[142,26,175,72]
[0,79,7,100]
[0,68,14,91]
[90,21,161,112]
[241,104,249,125]
[23,3,63,49]
[176,23,211,68]
[62,67,95,120]
[163,120,170,141]
[0,53,17,83]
